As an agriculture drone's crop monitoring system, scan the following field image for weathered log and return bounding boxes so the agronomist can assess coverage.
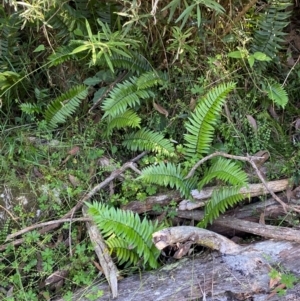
[54,236,300,301]
[122,179,290,214]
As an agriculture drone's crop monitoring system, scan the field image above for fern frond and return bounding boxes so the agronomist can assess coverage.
[47,46,77,66]
[265,82,288,108]
[86,202,160,268]
[184,82,236,157]
[138,162,196,198]
[198,187,245,228]
[251,0,292,67]
[96,51,152,75]
[123,128,175,156]
[106,109,141,135]
[106,237,140,266]
[101,76,154,118]
[198,158,248,189]
[102,71,163,118]
[136,71,164,89]
[44,85,88,129]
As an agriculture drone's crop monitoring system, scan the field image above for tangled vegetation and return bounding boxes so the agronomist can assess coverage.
[1,0,300,299]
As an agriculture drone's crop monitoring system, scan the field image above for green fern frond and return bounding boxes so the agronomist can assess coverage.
[251,0,292,66]
[198,187,245,228]
[44,85,88,129]
[106,237,140,266]
[138,162,195,198]
[96,51,152,75]
[136,71,164,89]
[102,71,163,118]
[86,202,160,269]
[184,82,236,157]
[265,82,288,109]
[20,103,42,115]
[198,158,248,189]
[102,76,154,118]
[48,46,77,66]
[123,128,175,156]
[106,109,141,135]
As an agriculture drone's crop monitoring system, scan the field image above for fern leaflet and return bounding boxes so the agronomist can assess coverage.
[265,82,288,108]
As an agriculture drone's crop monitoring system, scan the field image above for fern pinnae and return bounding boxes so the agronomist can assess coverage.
[44,85,88,129]
[184,82,236,157]
[86,202,160,268]
[138,162,195,198]
[198,187,245,228]
[198,158,248,190]
[105,109,141,135]
[123,128,175,156]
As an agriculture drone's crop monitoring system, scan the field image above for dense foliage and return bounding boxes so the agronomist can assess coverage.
[1,0,300,299]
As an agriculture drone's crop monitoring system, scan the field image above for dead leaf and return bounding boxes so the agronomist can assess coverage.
[252,150,270,167]
[153,101,169,117]
[246,115,257,132]
[33,167,44,178]
[45,270,69,286]
[68,174,81,187]
[189,98,197,111]
[68,146,80,156]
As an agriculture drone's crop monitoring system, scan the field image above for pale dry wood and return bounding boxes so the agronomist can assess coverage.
[179,179,289,210]
[176,210,300,243]
[153,226,242,254]
[54,232,300,301]
[82,205,119,298]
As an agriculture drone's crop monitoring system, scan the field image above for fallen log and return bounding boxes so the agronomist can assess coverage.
[54,227,300,301]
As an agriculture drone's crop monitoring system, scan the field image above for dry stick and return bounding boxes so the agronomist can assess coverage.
[0,152,147,251]
[222,0,259,37]
[185,151,289,212]
[5,218,92,241]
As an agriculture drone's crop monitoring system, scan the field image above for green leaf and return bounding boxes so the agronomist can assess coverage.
[248,56,255,68]
[33,44,45,52]
[266,83,288,108]
[253,52,271,61]
[228,50,243,59]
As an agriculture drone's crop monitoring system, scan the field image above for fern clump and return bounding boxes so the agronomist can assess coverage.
[86,202,161,269]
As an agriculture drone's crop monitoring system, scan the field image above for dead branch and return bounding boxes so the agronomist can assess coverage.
[177,210,300,243]
[185,151,290,212]
[82,205,119,298]
[0,152,147,252]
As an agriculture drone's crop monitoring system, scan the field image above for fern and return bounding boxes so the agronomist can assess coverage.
[96,51,153,75]
[138,162,196,198]
[123,128,175,156]
[198,158,248,190]
[105,237,140,267]
[102,71,163,118]
[86,202,161,269]
[198,187,245,228]
[44,85,88,129]
[251,0,292,67]
[265,82,288,108]
[184,82,236,157]
[106,109,141,135]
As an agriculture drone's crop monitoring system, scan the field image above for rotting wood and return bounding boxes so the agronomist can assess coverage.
[82,205,119,298]
[180,179,290,210]
[177,210,300,243]
[53,227,300,301]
